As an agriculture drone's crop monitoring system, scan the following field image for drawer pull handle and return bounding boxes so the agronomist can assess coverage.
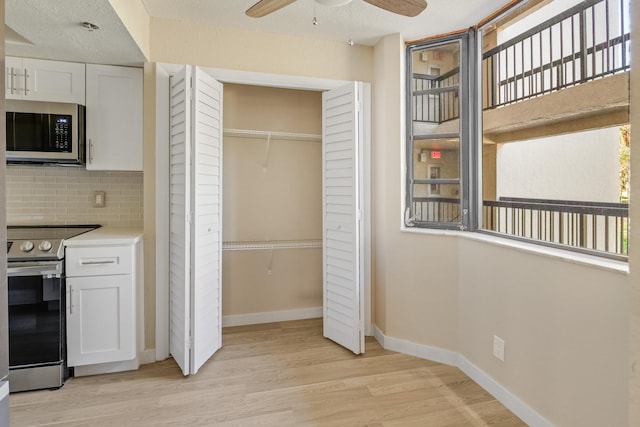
[80,259,117,265]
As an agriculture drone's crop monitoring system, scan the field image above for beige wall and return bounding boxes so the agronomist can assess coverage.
[458,239,628,426]
[113,4,639,424]
[372,31,631,425]
[373,34,460,348]
[139,18,374,345]
[222,84,323,315]
[629,0,639,423]
[142,62,156,350]
[149,18,373,83]
[108,0,151,60]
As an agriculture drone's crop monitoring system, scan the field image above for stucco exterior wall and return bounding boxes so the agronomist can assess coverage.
[496,127,621,202]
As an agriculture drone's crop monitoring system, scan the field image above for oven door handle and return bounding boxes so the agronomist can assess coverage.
[7,262,63,277]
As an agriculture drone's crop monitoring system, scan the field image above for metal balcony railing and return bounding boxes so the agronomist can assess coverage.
[412,197,462,223]
[412,196,628,259]
[412,0,631,123]
[412,70,460,123]
[483,197,629,259]
[484,0,631,109]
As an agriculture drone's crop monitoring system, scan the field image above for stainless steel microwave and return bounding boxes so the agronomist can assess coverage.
[6,100,85,165]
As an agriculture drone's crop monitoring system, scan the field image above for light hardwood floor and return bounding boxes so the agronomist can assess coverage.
[9,318,526,426]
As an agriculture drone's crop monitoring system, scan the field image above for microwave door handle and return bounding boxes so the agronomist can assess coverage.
[9,67,14,95]
[88,139,93,163]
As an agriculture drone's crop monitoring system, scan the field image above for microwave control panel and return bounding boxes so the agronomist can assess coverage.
[54,115,71,151]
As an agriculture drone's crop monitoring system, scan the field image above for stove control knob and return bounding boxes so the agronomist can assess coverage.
[20,241,34,252]
[38,241,53,252]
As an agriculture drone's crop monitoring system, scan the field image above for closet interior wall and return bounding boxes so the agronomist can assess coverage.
[222,84,323,320]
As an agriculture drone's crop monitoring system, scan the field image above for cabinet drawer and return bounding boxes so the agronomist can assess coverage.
[66,246,132,277]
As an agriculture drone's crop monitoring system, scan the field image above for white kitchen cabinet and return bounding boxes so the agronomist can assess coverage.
[85,64,143,171]
[66,242,139,368]
[5,56,85,104]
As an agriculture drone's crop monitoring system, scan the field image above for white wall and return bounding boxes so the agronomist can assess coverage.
[496,127,621,202]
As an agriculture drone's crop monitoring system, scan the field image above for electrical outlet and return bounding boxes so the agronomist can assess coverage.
[493,335,505,361]
[93,191,106,208]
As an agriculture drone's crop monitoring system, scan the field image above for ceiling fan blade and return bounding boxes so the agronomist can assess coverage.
[246,0,298,18]
[363,0,427,17]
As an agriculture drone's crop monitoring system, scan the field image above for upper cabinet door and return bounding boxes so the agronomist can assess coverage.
[6,57,85,104]
[86,64,143,171]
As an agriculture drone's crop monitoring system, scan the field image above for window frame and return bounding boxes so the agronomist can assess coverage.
[405,30,480,231]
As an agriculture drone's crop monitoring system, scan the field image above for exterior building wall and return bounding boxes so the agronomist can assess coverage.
[496,126,621,202]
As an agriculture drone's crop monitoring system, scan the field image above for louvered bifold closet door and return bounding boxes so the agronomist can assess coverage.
[169,67,192,376]
[322,82,365,355]
[190,67,223,374]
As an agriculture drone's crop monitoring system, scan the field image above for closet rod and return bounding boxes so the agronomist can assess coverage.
[223,128,321,142]
[222,239,322,251]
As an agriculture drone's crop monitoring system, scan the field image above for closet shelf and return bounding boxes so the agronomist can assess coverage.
[222,240,323,251]
[223,128,321,142]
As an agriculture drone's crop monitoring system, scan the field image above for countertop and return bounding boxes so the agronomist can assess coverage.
[63,227,143,247]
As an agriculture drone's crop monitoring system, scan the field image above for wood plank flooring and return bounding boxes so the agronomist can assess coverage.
[9,318,526,426]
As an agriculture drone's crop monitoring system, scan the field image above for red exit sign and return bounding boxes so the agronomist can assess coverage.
[431,151,441,159]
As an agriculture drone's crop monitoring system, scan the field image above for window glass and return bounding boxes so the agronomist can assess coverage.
[407,35,475,229]
[480,0,630,259]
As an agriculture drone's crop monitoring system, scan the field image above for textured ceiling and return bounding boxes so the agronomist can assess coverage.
[5,0,510,67]
[5,0,145,66]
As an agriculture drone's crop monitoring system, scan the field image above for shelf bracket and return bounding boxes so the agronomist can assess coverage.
[267,248,274,275]
[262,132,271,173]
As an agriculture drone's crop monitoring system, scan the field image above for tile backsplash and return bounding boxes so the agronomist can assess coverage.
[6,164,143,227]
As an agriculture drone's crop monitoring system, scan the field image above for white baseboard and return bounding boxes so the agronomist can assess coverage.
[222,307,323,327]
[373,325,553,427]
[139,349,157,365]
[458,356,554,427]
[73,357,140,377]
[373,325,459,367]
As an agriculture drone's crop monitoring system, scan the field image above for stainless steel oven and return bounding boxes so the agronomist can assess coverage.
[7,225,98,392]
[7,260,65,392]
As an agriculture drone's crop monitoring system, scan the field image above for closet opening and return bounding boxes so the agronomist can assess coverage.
[155,63,371,367]
[221,84,324,327]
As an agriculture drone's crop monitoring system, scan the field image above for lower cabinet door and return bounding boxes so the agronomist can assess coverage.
[67,275,135,367]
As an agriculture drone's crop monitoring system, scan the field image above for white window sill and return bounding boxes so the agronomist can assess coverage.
[400,226,629,275]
